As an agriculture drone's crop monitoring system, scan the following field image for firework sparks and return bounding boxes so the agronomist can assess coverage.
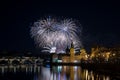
[30,17,82,53]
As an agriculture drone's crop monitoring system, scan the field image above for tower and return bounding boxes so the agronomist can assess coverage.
[66,46,70,54]
[70,42,75,62]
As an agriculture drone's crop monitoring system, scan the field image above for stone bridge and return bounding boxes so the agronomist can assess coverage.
[0,57,43,65]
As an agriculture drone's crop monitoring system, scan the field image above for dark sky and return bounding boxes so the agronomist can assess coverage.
[0,0,120,52]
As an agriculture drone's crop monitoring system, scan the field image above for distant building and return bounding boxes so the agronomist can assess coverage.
[52,42,88,63]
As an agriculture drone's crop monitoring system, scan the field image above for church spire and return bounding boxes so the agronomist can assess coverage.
[71,41,74,48]
[66,46,70,54]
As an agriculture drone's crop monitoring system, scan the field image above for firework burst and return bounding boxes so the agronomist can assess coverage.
[30,17,82,53]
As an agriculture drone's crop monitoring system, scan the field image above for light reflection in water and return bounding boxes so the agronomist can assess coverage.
[0,65,113,80]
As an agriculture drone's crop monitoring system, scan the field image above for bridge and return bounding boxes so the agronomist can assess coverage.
[0,56,43,65]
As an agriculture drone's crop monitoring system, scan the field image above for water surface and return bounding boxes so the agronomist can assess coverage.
[0,65,119,80]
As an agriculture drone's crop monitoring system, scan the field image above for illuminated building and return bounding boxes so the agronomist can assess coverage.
[61,42,88,63]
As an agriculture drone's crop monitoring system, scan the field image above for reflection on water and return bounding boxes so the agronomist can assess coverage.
[0,65,41,74]
[0,65,119,80]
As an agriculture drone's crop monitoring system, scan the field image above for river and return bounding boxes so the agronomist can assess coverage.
[0,65,119,80]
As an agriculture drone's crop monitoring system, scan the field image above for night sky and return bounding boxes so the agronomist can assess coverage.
[0,0,120,52]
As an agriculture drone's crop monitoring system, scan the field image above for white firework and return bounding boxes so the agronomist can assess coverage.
[30,17,82,53]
